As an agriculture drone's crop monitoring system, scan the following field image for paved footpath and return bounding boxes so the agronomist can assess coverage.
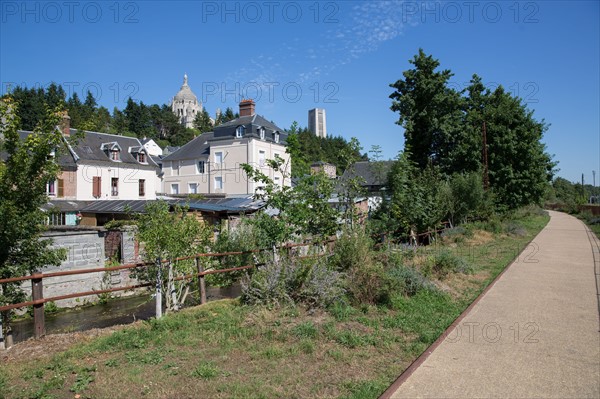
[384,211,600,398]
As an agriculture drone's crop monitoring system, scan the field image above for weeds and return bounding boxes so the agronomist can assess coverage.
[191,361,220,379]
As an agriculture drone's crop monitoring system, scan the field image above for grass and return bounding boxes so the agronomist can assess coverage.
[0,212,549,399]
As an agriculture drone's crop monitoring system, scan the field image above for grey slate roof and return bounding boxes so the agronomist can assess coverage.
[162,114,287,162]
[213,114,287,144]
[163,146,180,155]
[2,131,79,171]
[67,129,159,170]
[162,132,214,161]
[339,161,395,188]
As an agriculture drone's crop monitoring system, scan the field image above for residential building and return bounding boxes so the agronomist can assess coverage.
[65,129,160,201]
[171,73,202,129]
[161,99,290,195]
[140,137,163,157]
[7,114,161,226]
[338,160,395,214]
[308,108,327,138]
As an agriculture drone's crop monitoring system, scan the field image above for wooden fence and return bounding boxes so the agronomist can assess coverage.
[0,238,337,340]
[0,224,449,342]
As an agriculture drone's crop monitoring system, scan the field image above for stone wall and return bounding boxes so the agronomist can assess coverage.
[21,228,142,308]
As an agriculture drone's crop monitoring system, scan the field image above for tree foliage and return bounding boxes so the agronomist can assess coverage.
[9,84,205,147]
[242,156,338,246]
[135,201,212,312]
[285,124,368,177]
[389,50,555,211]
[0,97,67,326]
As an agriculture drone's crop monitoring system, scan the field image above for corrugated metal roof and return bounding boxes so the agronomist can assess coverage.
[82,200,150,214]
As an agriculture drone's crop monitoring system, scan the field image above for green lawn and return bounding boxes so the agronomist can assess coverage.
[0,213,549,399]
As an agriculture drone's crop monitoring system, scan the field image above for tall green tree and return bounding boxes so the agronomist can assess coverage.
[389,49,464,171]
[0,97,67,332]
[193,108,213,133]
[481,86,555,209]
[390,50,555,210]
[386,151,447,235]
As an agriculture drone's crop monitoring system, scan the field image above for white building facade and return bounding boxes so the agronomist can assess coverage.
[162,100,290,195]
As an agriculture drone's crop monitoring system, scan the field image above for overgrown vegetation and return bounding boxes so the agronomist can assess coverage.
[135,201,212,312]
[0,211,549,399]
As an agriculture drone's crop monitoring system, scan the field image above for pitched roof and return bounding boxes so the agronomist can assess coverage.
[68,130,159,170]
[3,131,79,171]
[161,132,214,161]
[340,161,395,187]
[212,114,287,143]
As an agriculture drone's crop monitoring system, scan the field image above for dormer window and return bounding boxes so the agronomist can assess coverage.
[101,142,122,161]
[274,131,280,143]
[259,127,265,140]
[236,125,245,138]
[138,153,146,163]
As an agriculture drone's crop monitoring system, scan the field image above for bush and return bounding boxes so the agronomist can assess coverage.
[240,257,345,309]
[503,221,527,237]
[477,217,503,234]
[206,221,268,287]
[430,250,473,278]
[386,265,436,297]
[240,259,295,307]
[329,227,373,272]
[345,262,388,305]
[298,260,346,309]
[441,226,472,243]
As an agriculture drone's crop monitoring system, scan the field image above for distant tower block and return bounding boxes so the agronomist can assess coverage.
[308,108,327,138]
[171,73,202,129]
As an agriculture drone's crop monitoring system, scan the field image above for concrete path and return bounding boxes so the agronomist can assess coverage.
[384,211,600,398]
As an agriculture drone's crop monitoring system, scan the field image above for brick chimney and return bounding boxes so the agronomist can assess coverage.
[61,111,71,137]
[239,99,255,117]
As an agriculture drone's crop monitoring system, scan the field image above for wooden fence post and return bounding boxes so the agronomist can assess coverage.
[32,273,45,339]
[155,258,162,319]
[196,257,206,305]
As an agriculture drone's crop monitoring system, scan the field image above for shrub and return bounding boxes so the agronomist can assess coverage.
[345,262,389,305]
[431,250,473,278]
[386,265,436,297]
[241,257,345,309]
[441,226,472,243]
[298,260,346,309]
[329,227,373,272]
[207,221,268,287]
[240,260,295,307]
[503,221,527,237]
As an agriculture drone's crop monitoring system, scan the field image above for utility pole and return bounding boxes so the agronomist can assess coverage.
[593,170,596,201]
[482,121,489,190]
[582,173,586,202]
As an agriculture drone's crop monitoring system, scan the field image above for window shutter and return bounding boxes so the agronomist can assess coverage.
[57,179,64,197]
[93,176,101,198]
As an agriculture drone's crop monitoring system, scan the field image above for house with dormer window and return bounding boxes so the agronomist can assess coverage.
[161,99,290,195]
[68,129,160,200]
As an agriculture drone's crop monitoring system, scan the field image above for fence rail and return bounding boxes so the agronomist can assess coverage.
[0,227,447,341]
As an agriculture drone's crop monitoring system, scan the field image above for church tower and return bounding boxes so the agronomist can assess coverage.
[171,73,202,129]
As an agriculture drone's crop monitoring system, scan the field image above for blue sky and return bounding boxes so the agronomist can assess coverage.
[1,1,598,183]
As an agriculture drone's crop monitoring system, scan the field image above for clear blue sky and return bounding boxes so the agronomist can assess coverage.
[1,1,598,183]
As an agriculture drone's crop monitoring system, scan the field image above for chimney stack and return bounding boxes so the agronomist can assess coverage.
[61,111,71,137]
[239,99,255,117]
